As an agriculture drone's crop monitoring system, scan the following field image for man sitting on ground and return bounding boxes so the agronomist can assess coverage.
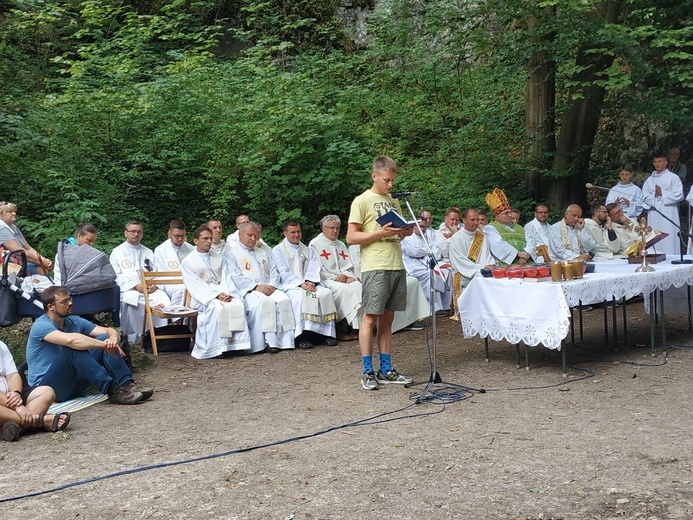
[181,225,252,359]
[26,286,152,404]
[154,220,194,305]
[227,221,296,353]
[584,204,620,259]
[1,340,69,442]
[271,220,338,348]
[483,188,531,265]
[309,214,362,341]
[548,204,597,262]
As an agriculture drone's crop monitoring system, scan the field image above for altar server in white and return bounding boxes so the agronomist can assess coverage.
[154,220,194,305]
[605,165,643,220]
[642,152,684,256]
[207,218,228,255]
[401,210,452,315]
[227,222,295,353]
[309,215,362,340]
[272,220,338,347]
[181,225,251,359]
[109,221,171,344]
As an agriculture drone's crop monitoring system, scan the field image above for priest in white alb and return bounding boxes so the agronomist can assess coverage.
[309,215,362,341]
[401,210,452,316]
[109,220,171,344]
[272,220,338,348]
[227,221,295,353]
[154,220,195,305]
[449,208,495,291]
[181,225,252,359]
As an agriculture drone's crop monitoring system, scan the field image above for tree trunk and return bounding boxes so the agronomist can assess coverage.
[524,12,556,199]
[546,2,620,212]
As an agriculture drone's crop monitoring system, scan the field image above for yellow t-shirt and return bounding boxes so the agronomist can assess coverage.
[348,189,405,272]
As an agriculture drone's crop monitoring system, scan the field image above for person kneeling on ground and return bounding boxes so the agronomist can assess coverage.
[1,340,70,441]
[26,286,152,405]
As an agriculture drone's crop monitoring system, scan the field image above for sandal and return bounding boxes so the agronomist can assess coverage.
[1,422,22,442]
[50,412,71,432]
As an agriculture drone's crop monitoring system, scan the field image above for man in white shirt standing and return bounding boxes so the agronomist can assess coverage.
[154,220,194,305]
[524,204,552,262]
[272,220,338,348]
[207,218,227,255]
[181,225,251,359]
[109,221,171,344]
[642,152,684,256]
[605,165,644,220]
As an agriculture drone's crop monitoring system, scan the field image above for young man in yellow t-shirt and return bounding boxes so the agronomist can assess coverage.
[347,156,415,390]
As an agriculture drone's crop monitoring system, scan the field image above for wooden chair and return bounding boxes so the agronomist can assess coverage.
[140,270,198,356]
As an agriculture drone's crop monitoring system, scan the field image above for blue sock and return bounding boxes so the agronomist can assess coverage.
[362,356,374,373]
[379,353,392,373]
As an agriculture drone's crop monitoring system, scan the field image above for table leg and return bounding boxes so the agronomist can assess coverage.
[579,302,584,342]
[484,337,489,363]
[602,303,609,349]
[561,340,567,377]
[515,344,520,369]
[649,292,656,357]
[622,296,628,348]
[660,288,666,355]
[612,296,618,351]
[525,344,530,370]
[570,308,575,345]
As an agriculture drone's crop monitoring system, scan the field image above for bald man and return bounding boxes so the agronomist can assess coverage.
[548,204,598,261]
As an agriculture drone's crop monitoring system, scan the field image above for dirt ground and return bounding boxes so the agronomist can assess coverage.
[1,302,693,520]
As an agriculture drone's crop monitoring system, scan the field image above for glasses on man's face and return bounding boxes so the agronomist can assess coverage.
[324,226,340,231]
[126,229,143,235]
[57,297,73,305]
[171,233,186,239]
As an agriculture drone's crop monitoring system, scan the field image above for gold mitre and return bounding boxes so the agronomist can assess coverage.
[486,187,510,216]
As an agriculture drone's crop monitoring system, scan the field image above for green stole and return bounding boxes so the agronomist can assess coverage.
[489,221,527,266]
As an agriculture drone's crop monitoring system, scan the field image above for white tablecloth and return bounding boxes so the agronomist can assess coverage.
[459,256,693,350]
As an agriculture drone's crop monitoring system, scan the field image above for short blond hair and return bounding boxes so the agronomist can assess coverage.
[0,201,17,214]
[372,156,397,175]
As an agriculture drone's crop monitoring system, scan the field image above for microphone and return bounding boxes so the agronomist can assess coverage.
[585,182,611,191]
[391,191,418,198]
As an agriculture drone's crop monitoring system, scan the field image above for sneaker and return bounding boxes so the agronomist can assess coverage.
[402,321,425,331]
[435,309,450,317]
[361,371,379,391]
[376,369,413,385]
[123,381,153,401]
[108,385,145,405]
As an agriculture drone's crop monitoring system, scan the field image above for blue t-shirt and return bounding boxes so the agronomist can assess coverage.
[27,314,96,386]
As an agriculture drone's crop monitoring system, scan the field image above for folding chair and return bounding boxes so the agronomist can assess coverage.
[140,270,198,356]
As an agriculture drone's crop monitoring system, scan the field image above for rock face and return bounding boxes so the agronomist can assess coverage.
[337,1,377,48]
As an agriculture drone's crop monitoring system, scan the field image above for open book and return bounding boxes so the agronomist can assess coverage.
[376,210,420,229]
[625,230,669,257]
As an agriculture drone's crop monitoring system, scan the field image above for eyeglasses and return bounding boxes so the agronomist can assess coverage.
[324,226,340,231]
[57,297,73,305]
[171,233,186,239]
[126,229,143,234]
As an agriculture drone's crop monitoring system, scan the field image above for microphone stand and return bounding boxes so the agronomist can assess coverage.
[397,194,468,403]
[588,183,693,264]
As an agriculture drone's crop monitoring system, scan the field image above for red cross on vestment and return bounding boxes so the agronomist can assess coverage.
[320,249,331,260]
[339,251,349,260]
